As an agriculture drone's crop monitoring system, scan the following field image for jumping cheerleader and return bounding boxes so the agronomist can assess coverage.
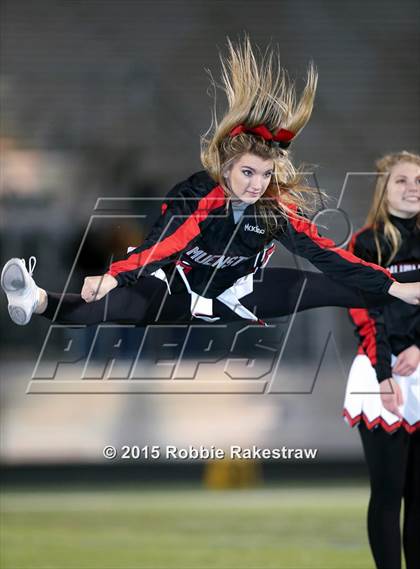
[1,39,420,327]
[343,151,420,569]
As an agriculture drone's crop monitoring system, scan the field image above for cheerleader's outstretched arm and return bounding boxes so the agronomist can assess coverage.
[275,211,420,305]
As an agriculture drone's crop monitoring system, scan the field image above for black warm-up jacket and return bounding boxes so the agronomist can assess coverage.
[107,170,395,300]
[348,214,420,382]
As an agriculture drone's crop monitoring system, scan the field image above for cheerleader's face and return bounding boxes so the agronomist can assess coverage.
[226,153,274,204]
[386,161,420,218]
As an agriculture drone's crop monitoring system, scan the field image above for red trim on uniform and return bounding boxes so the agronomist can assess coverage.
[349,308,378,365]
[161,203,168,214]
[287,211,394,280]
[343,408,420,434]
[347,227,379,366]
[261,244,276,267]
[107,186,226,278]
[176,260,192,274]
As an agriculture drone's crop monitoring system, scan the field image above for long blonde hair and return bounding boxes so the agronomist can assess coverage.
[365,151,420,265]
[200,36,319,235]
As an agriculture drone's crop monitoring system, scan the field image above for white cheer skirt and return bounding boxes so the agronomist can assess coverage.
[343,354,420,434]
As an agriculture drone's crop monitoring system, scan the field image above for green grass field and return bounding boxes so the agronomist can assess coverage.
[1,484,374,569]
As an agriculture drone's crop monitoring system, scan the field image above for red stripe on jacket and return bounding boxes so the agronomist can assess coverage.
[288,213,393,280]
[346,227,378,364]
[348,307,378,365]
[107,185,226,278]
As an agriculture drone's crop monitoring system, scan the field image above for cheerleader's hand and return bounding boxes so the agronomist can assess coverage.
[379,378,403,418]
[392,345,420,376]
[388,281,420,305]
[81,274,118,303]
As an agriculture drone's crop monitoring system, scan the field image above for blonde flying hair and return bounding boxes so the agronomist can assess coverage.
[200,36,318,235]
[365,151,420,265]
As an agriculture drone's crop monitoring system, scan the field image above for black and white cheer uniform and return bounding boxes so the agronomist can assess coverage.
[43,171,418,326]
[343,215,420,433]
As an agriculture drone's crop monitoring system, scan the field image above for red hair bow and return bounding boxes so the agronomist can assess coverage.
[229,124,294,148]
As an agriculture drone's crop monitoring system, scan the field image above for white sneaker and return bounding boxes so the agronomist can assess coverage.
[1,257,40,325]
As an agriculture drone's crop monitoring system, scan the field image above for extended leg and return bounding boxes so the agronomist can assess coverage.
[10,265,419,326]
[240,268,419,318]
[41,277,191,325]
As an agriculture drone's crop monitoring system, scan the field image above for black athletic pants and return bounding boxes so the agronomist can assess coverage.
[42,268,419,325]
[359,423,420,569]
